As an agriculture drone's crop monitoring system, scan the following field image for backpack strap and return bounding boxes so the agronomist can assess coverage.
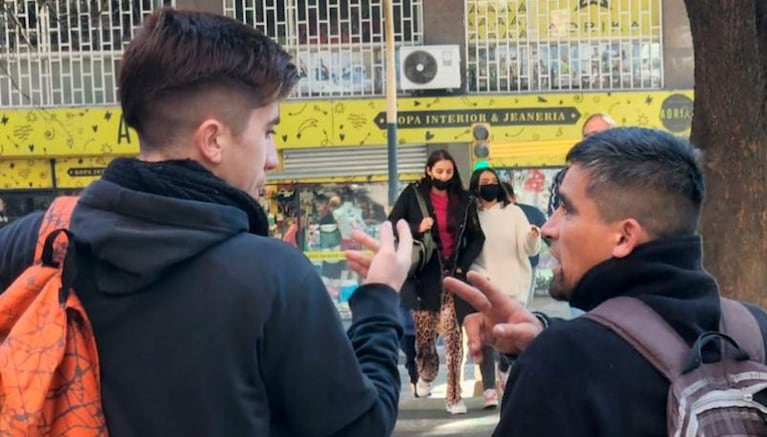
[34,196,79,264]
[412,185,430,220]
[720,298,765,363]
[586,296,689,379]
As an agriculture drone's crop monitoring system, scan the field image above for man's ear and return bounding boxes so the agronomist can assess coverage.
[194,119,227,165]
[612,218,649,258]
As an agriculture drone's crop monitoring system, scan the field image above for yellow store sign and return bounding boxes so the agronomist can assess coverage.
[0,90,692,189]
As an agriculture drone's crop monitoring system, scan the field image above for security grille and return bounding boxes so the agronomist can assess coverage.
[466,0,663,93]
[0,0,172,108]
[269,144,426,180]
[223,0,423,98]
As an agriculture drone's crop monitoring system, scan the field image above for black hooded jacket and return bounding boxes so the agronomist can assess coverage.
[388,181,484,311]
[494,236,767,437]
[0,177,403,437]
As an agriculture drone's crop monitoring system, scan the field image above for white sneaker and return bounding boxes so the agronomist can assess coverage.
[446,399,467,415]
[483,389,499,409]
[416,377,432,398]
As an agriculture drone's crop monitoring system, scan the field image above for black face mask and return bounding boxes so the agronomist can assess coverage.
[479,183,501,201]
[432,178,451,191]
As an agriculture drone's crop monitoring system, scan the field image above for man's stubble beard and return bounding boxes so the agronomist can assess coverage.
[548,270,571,302]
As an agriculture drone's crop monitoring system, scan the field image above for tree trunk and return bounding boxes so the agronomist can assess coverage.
[684,1,767,305]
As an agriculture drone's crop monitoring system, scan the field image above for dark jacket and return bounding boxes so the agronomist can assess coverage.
[388,182,484,311]
[0,179,403,437]
[494,236,767,437]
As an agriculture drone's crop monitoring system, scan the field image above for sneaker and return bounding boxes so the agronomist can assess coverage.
[446,399,468,415]
[416,377,433,398]
[483,389,499,409]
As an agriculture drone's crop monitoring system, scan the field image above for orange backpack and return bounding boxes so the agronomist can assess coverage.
[0,197,107,436]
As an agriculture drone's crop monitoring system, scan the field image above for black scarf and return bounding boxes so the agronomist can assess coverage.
[102,158,269,236]
[570,235,722,345]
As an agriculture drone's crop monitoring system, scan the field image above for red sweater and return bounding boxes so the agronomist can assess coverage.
[430,191,454,260]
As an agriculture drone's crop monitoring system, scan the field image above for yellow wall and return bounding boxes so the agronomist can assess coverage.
[0,90,693,188]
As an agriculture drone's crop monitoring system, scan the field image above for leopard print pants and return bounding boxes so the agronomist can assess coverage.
[412,291,462,404]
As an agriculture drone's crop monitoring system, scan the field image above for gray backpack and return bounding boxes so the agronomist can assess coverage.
[586,297,767,436]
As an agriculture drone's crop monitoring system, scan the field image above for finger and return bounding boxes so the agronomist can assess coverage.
[376,220,395,252]
[345,260,369,279]
[344,251,372,269]
[395,219,413,264]
[443,276,491,313]
[347,258,370,278]
[463,314,485,363]
[350,229,381,253]
[471,343,483,364]
[465,271,515,310]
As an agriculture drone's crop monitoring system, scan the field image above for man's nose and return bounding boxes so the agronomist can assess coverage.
[541,210,559,240]
[265,144,279,171]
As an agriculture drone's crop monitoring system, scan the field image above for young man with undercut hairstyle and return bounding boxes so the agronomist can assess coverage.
[0,9,412,436]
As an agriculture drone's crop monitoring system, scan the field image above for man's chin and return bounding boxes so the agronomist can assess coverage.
[548,275,571,301]
[248,183,265,200]
[549,288,570,302]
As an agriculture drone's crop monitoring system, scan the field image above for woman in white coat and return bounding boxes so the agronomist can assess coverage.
[469,168,541,304]
[465,167,541,396]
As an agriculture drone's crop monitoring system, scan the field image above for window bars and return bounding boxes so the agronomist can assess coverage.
[0,0,172,108]
[465,0,663,93]
[224,0,422,98]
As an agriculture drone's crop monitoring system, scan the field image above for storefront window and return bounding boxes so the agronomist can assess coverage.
[261,180,408,318]
[0,190,80,228]
[3,182,408,319]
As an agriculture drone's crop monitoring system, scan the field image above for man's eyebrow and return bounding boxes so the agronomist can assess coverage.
[270,116,281,126]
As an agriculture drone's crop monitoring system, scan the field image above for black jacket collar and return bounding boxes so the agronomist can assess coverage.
[570,235,722,344]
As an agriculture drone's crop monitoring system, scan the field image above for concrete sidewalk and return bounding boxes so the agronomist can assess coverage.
[392,294,570,437]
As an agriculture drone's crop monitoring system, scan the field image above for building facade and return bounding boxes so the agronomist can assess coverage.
[0,0,695,312]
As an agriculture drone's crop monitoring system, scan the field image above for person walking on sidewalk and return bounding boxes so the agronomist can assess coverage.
[388,149,485,415]
[466,167,541,404]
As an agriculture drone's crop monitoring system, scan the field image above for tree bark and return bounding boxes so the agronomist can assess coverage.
[684,1,767,305]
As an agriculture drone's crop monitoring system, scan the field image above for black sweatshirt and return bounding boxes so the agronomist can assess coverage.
[494,236,767,437]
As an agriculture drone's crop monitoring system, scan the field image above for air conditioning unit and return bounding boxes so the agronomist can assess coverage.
[399,45,461,91]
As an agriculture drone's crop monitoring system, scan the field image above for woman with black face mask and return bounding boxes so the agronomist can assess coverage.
[388,149,485,415]
[466,167,542,399]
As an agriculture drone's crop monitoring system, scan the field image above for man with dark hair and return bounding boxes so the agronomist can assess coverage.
[546,113,616,318]
[445,127,767,436]
[501,181,547,303]
[0,9,412,436]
